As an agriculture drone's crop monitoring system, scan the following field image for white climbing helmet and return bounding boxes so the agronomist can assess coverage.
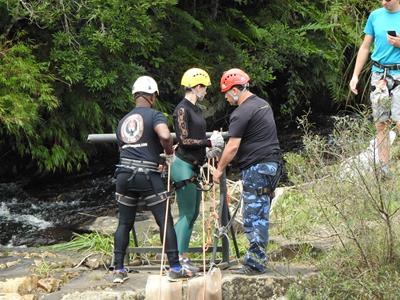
[132,76,159,95]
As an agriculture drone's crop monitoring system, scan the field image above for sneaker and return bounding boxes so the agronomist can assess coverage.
[231,264,265,276]
[168,266,193,282]
[180,258,200,273]
[113,269,128,283]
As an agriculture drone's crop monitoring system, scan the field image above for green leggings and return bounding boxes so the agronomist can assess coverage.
[171,156,201,254]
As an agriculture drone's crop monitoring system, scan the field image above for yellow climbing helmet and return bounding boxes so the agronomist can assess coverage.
[181,68,211,88]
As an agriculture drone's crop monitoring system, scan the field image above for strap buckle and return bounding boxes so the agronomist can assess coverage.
[256,187,270,196]
[373,61,400,71]
[243,186,271,196]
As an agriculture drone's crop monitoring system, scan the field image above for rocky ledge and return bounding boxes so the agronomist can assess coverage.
[0,246,318,300]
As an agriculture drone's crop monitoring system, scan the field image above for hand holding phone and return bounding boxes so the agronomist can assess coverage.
[388,30,397,37]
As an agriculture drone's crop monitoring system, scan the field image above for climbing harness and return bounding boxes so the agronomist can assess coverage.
[117,158,159,175]
[242,161,283,198]
[172,164,213,192]
[172,175,198,190]
[242,186,273,196]
[373,61,400,71]
[372,61,400,92]
[115,192,169,207]
[116,158,171,207]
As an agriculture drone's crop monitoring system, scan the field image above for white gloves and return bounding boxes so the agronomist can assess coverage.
[209,131,224,149]
[206,131,224,159]
[206,147,222,159]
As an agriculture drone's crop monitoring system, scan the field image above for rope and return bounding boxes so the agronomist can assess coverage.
[159,160,171,299]
[201,167,207,300]
[210,158,219,246]
[198,162,219,252]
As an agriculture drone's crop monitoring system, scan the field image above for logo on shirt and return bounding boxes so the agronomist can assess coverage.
[120,114,144,144]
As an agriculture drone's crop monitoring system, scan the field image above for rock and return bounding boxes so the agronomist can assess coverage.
[0,276,38,294]
[84,257,101,270]
[79,213,157,240]
[38,252,57,259]
[1,294,37,300]
[269,243,313,261]
[5,260,20,268]
[0,293,25,300]
[130,256,142,267]
[222,275,291,300]
[61,290,142,300]
[37,277,61,293]
[269,234,337,261]
[79,216,118,236]
[340,130,397,177]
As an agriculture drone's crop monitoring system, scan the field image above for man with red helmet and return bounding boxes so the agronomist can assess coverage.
[213,68,282,275]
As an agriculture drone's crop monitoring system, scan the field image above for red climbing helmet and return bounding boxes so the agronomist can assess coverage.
[220,68,250,93]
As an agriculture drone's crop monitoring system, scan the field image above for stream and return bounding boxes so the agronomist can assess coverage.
[0,174,115,246]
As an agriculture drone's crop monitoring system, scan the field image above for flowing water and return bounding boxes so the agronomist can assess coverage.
[0,175,115,247]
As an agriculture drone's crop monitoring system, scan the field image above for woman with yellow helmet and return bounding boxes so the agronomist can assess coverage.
[171,68,224,273]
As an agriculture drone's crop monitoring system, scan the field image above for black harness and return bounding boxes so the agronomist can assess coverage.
[372,61,400,92]
[172,175,213,192]
[117,158,159,173]
[172,163,213,192]
[173,176,198,190]
[373,61,400,71]
[242,161,283,198]
[116,158,170,207]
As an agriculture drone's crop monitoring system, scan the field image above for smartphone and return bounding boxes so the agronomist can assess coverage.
[388,30,397,37]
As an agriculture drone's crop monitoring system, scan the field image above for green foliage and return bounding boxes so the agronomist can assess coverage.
[0,43,58,133]
[0,42,60,169]
[32,259,58,278]
[1,0,176,172]
[286,254,400,299]
[48,232,113,255]
[271,191,318,238]
[273,114,400,298]
[0,0,385,173]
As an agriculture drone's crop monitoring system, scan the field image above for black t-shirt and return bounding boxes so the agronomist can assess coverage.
[229,95,281,170]
[116,107,167,164]
[173,98,209,166]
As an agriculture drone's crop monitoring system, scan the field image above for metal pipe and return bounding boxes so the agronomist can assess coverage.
[87,131,229,143]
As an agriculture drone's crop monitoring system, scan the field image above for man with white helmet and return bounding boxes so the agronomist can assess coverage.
[171,68,224,273]
[112,75,191,283]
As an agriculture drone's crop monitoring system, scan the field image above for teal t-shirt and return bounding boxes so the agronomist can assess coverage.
[365,7,400,74]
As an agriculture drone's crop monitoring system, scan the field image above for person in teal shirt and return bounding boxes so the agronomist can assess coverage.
[350,0,400,176]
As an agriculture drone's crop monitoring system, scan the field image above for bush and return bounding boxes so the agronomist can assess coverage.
[271,114,400,298]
